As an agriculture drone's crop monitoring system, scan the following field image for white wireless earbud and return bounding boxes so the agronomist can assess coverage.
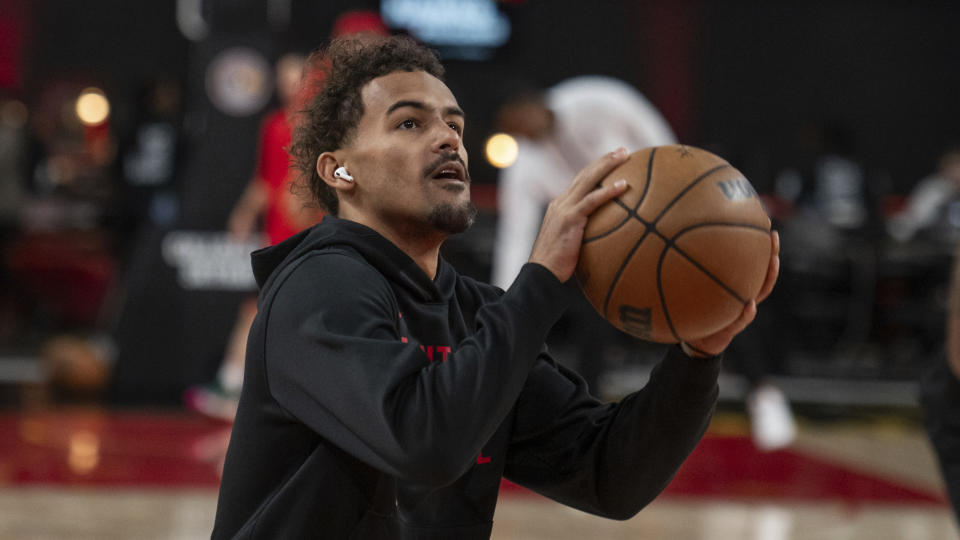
[334,166,354,182]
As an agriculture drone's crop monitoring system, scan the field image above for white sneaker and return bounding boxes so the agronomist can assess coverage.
[747,384,797,452]
[184,383,239,422]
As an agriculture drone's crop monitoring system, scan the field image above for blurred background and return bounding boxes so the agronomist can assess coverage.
[1,0,959,538]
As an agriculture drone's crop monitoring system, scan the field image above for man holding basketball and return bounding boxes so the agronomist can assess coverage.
[212,35,779,539]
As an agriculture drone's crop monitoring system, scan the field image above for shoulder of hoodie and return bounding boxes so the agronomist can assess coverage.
[269,246,398,313]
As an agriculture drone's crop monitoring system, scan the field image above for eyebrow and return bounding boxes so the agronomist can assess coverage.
[386,100,465,119]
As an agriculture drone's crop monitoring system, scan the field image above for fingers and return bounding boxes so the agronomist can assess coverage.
[728,299,758,335]
[568,147,630,200]
[575,179,628,216]
[756,230,780,303]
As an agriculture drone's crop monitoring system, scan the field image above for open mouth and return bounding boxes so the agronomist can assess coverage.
[429,162,467,183]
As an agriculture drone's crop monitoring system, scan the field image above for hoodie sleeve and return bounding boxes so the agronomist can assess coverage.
[504,346,720,520]
[263,251,570,487]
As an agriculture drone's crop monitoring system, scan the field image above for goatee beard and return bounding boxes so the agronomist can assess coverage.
[428,200,478,234]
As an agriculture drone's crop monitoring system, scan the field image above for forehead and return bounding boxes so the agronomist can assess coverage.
[360,71,459,115]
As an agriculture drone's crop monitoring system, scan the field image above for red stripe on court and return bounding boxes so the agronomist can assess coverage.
[0,411,950,506]
[501,435,948,505]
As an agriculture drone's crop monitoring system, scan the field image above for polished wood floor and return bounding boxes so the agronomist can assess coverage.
[0,409,956,540]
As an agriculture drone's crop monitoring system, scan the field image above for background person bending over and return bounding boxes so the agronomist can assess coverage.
[212,36,779,539]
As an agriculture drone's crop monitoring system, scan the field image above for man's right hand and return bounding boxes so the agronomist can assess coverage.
[528,148,630,283]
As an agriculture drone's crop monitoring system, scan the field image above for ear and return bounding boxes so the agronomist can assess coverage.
[317,152,355,192]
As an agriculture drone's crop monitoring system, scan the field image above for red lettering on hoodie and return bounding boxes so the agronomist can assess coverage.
[418,344,453,363]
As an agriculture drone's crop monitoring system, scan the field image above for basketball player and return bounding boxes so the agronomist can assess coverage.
[212,35,779,538]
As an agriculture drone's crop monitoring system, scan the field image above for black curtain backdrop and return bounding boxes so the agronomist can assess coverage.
[25,0,960,190]
[110,30,274,405]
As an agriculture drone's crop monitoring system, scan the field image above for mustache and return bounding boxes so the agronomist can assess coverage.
[423,153,470,182]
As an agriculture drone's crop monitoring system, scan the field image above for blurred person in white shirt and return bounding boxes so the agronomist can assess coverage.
[887,147,960,243]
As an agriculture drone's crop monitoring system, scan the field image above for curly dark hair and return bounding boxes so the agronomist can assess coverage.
[289,35,445,215]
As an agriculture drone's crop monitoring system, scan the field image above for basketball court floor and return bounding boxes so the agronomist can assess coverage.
[0,407,956,540]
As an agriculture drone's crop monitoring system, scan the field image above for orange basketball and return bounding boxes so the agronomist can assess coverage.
[576,145,771,343]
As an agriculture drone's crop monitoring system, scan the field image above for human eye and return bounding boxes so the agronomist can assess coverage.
[448,121,463,135]
[398,118,418,130]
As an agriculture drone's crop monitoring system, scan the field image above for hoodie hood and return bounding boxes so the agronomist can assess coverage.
[251,216,453,304]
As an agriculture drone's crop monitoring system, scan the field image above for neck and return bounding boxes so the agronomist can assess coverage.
[339,209,445,279]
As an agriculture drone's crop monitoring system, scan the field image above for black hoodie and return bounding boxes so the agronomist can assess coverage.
[212,216,721,539]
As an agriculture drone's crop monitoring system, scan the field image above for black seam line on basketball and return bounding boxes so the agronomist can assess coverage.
[672,221,771,237]
[656,239,683,342]
[602,229,652,318]
[651,164,733,225]
[667,243,749,304]
[583,200,632,244]
[632,147,657,212]
[663,221,771,305]
[583,199,652,244]
[642,218,766,248]
[618,199,653,226]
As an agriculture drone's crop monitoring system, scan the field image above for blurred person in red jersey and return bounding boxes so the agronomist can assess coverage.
[185,11,389,421]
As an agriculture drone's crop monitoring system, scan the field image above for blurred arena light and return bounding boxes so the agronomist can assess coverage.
[485,132,519,168]
[75,88,110,126]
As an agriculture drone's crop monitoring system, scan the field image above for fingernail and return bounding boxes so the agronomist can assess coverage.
[613,147,627,158]
[614,179,627,189]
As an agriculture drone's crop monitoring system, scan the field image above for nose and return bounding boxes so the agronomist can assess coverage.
[433,122,460,153]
